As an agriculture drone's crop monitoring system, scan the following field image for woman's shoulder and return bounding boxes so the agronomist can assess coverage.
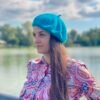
[67,58,94,82]
[27,57,42,70]
[67,57,86,69]
[67,58,89,74]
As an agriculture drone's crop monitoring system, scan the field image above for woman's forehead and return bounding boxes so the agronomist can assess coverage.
[33,26,42,31]
[33,26,49,35]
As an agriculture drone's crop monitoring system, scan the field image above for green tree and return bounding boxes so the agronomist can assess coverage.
[65,29,78,46]
[22,21,33,46]
[1,24,19,46]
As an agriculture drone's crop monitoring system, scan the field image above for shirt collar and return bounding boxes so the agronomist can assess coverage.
[41,56,50,66]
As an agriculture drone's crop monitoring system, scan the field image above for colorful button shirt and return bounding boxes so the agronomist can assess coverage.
[19,56,100,100]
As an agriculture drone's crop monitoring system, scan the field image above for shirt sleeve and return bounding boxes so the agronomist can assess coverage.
[19,60,40,100]
[74,62,100,100]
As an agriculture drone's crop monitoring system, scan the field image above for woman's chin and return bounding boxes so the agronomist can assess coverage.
[37,50,48,54]
[37,50,44,54]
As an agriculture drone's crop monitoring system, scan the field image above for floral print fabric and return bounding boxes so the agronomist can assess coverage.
[19,57,100,100]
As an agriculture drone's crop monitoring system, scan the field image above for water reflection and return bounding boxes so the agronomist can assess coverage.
[0,48,100,97]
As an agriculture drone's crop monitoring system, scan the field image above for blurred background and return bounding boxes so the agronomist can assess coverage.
[0,0,100,99]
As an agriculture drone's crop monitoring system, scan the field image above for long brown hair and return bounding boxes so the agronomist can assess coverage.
[49,36,68,100]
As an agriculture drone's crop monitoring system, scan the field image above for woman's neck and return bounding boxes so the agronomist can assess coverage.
[43,54,50,65]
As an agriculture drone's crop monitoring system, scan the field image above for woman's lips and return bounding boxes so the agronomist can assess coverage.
[36,45,43,47]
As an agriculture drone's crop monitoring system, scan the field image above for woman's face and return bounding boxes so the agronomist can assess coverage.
[33,26,50,54]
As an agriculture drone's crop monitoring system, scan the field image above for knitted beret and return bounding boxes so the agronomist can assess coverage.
[32,13,67,43]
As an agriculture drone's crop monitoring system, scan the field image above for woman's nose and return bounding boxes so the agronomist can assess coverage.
[34,35,41,43]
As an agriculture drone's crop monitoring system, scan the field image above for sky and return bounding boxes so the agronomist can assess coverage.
[0,0,100,32]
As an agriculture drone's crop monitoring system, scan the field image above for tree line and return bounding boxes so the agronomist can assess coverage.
[0,21,100,47]
[66,28,100,46]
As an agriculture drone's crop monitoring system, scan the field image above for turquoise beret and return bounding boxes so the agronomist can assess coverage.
[32,13,67,43]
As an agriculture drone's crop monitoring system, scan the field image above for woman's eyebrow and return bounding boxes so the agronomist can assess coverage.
[33,30,45,35]
[39,31,45,34]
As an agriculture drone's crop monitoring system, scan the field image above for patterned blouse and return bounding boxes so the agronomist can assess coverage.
[19,56,100,100]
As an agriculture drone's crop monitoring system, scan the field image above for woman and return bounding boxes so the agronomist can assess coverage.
[19,13,100,100]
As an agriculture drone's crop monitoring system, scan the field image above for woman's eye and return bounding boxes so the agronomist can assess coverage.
[32,32,46,37]
[33,33,36,37]
[40,33,45,36]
